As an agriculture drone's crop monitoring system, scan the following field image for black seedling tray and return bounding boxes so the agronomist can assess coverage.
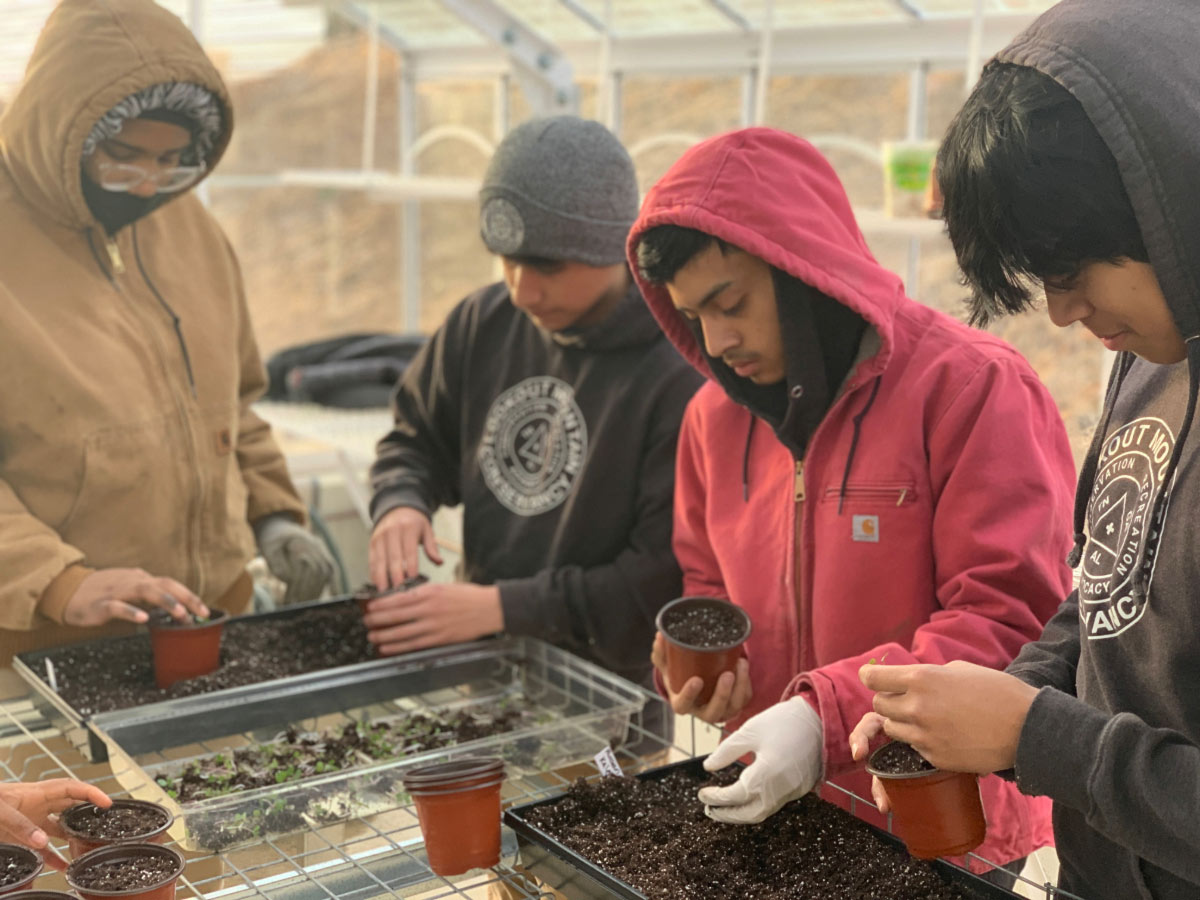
[504,757,1023,900]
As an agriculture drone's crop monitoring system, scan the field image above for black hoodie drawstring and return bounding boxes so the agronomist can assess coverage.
[1126,337,1200,599]
[1066,352,1136,567]
[742,413,756,502]
[837,377,882,515]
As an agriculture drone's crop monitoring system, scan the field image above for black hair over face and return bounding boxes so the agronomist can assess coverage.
[635,225,733,285]
[938,63,1148,326]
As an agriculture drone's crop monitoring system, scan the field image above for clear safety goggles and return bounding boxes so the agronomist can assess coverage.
[94,159,206,193]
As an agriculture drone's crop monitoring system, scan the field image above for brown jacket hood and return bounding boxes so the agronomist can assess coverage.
[0,0,231,232]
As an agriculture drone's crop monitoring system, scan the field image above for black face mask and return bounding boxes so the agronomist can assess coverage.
[81,169,168,235]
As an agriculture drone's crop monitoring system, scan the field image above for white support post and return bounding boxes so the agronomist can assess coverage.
[753,0,775,125]
[740,70,756,128]
[494,73,511,141]
[361,3,380,173]
[904,62,929,298]
[437,0,576,114]
[398,62,420,334]
[605,71,623,136]
[595,0,615,129]
[966,0,985,91]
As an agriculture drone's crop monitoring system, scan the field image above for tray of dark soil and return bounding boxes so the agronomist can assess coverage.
[13,597,382,760]
[104,637,651,851]
[503,757,1022,900]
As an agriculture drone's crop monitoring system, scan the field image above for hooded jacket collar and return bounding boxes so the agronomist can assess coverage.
[627,128,904,455]
[628,128,904,390]
[0,0,231,233]
[996,0,1200,343]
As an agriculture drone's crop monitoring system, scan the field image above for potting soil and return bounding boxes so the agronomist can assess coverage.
[71,856,178,891]
[525,768,988,899]
[660,604,745,646]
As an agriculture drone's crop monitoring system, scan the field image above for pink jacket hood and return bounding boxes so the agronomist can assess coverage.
[628,127,902,383]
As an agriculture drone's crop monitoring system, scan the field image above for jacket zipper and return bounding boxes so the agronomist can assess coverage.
[105,237,126,275]
[91,228,203,594]
[794,460,805,502]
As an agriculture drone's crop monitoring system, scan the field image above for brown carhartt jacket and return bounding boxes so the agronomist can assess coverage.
[0,0,305,663]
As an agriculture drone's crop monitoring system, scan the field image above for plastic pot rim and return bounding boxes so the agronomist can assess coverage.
[66,843,185,897]
[0,844,43,893]
[865,741,949,781]
[61,800,175,844]
[655,596,752,652]
[146,609,227,632]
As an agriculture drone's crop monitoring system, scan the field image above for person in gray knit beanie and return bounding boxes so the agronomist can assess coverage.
[479,115,638,266]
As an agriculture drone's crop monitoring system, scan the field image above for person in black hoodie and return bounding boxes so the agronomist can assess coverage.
[366,116,702,739]
[850,1,1200,897]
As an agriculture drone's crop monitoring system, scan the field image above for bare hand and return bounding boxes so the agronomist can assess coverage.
[362,581,502,655]
[64,569,207,627]
[858,660,1038,774]
[651,632,752,724]
[0,780,111,869]
[369,507,443,590]
[848,711,891,812]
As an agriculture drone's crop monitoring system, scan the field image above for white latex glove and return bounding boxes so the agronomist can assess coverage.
[254,514,335,605]
[697,696,824,825]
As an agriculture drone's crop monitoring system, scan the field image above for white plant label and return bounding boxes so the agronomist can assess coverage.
[593,745,622,777]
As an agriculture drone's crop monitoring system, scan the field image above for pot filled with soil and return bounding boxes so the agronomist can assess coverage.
[61,800,174,859]
[66,843,185,900]
[147,609,226,689]
[655,596,751,706]
[0,845,42,895]
[353,575,428,615]
[401,757,505,876]
[867,740,986,859]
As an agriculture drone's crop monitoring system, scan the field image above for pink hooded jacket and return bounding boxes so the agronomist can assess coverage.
[628,129,1075,869]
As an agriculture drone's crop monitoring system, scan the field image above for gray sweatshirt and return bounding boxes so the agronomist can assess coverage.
[997,1,1200,898]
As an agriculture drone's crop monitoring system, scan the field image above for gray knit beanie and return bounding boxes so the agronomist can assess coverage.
[479,116,638,266]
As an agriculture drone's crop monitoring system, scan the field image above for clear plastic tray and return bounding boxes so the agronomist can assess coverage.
[103,636,651,851]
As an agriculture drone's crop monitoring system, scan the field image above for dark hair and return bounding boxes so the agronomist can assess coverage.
[635,225,735,284]
[938,63,1148,325]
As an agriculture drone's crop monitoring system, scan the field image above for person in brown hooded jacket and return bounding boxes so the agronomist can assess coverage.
[0,0,333,668]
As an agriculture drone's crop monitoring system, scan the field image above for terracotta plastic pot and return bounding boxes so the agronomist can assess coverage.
[655,597,752,706]
[147,610,226,689]
[402,757,505,877]
[61,800,174,859]
[0,844,43,895]
[5,892,77,900]
[66,843,185,900]
[867,741,986,859]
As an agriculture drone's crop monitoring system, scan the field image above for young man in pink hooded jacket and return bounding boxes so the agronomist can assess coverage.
[629,127,1075,882]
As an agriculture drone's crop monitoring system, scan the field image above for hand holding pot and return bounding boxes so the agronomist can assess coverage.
[857,659,1038,773]
[64,569,206,627]
[848,711,892,812]
[651,633,752,724]
[254,514,335,605]
[0,780,110,868]
[362,581,502,655]
[369,506,443,589]
[697,696,824,824]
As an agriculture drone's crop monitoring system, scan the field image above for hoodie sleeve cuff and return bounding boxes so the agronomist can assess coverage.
[38,564,94,625]
[370,487,432,527]
[1014,686,1107,813]
[497,577,543,639]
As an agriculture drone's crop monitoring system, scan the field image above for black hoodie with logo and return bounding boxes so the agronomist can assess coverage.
[370,281,702,688]
[996,2,1200,897]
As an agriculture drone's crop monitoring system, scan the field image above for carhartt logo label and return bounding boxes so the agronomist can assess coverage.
[852,515,879,542]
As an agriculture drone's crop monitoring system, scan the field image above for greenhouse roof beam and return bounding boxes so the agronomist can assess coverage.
[435,0,577,111]
[892,0,926,19]
[331,1,410,51]
[408,11,1039,80]
[559,0,607,33]
[706,0,752,31]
